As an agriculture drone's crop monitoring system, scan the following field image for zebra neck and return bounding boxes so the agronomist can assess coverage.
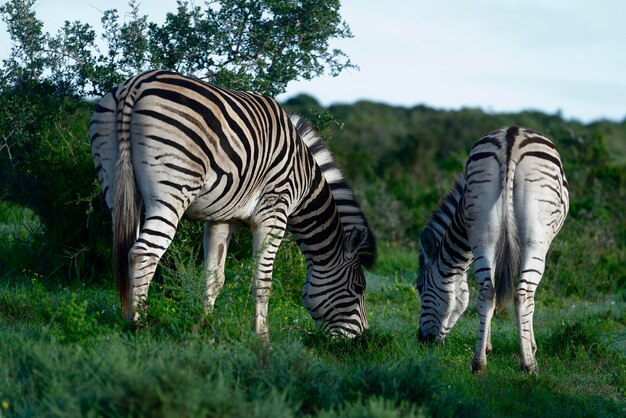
[435,230,473,278]
[433,196,473,277]
[288,178,345,271]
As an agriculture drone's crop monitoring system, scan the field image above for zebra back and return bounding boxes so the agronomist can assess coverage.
[289,114,376,268]
[468,126,569,306]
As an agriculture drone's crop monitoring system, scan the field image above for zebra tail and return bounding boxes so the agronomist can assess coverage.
[494,154,520,311]
[113,95,139,320]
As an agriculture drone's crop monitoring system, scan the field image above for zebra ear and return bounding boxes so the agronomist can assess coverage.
[344,226,368,260]
[419,227,438,261]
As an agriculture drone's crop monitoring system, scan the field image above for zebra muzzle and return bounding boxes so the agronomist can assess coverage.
[417,328,437,344]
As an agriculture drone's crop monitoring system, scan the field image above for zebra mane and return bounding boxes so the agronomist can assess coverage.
[421,175,466,259]
[289,114,377,268]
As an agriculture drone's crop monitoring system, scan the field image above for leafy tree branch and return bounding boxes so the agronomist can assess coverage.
[0,0,356,96]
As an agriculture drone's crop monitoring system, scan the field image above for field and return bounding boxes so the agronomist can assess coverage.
[1,211,624,417]
[0,2,624,416]
[0,98,625,417]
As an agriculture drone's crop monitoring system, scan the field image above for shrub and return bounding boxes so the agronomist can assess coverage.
[52,293,100,344]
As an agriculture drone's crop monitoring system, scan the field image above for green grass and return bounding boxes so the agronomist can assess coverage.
[0,196,624,417]
[0,250,624,417]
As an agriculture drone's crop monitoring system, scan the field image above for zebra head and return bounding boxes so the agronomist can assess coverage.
[301,225,372,338]
[416,226,469,343]
[291,114,376,339]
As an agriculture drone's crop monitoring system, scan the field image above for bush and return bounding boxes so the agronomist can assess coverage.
[0,85,111,282]
[52,293,100,344]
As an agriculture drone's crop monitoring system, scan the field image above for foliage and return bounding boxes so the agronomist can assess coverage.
[0,0,355,281]
[52,292,101,344]
[0,0,355,96]
[0,266,624,417]
[0,202,42,274]
[0,84,109,279]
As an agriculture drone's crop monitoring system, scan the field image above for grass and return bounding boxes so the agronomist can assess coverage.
[0,200,624,417]
[0,248,624,417]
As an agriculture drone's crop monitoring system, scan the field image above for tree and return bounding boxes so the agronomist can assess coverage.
[0,0,356,96]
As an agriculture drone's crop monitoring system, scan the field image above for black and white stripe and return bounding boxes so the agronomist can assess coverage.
[90,69,376,339]
[417,126,569,373]
[289,114,376,267]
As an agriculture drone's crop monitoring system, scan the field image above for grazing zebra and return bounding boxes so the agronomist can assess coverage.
[416,126,569,373]
[89,69,376,339]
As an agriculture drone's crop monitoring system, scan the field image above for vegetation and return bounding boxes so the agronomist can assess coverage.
[1,245,624,417]
[0,0,354,279]
[0,0,624,417]
[0,0,354,96]
[284,95,626,299]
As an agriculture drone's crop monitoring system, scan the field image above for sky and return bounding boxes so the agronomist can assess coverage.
[1,0,625,123]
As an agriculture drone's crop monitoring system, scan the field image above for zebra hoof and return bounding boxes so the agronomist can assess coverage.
[520,360,539,374]
[471,357,487,374]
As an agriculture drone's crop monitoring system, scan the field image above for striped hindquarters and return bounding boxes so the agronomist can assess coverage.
[466,126,569,305]
[468,126,569,231]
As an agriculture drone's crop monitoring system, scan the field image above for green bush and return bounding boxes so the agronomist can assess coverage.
[52,293,100,344]
[0,84,111,281]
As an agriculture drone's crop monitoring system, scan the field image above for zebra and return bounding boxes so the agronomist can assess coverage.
[89,69,376,340]
[416,126,569,373]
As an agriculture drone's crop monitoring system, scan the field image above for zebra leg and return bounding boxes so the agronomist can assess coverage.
[471,251,497,374]
[251,215,287,342]
[515,244,548,373]
[203,222,238,313]
[442,278,470,339]
[486,324,493,355]
[128,211,179,322]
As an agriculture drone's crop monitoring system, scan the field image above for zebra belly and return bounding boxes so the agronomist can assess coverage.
[183,179,262,223]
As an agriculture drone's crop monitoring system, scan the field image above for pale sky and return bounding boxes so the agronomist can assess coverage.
[1,0,625,122]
